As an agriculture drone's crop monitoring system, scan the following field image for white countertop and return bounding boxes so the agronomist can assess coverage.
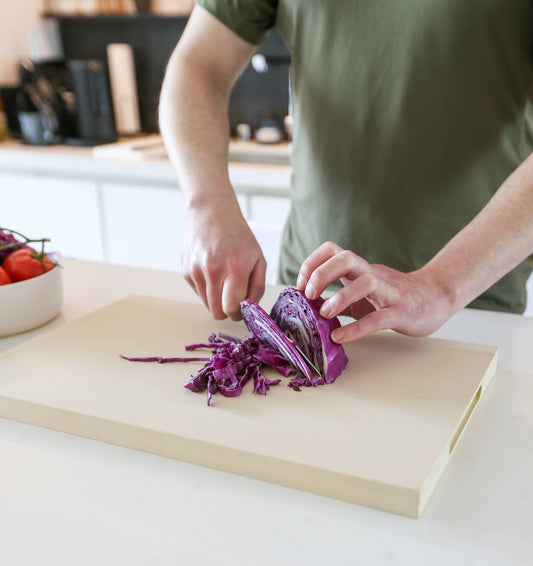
[0,258,532,565]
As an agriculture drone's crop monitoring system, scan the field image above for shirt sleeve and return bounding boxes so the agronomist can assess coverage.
[195,0,278,45]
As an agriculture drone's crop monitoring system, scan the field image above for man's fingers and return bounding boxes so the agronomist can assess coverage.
[296,241,344,291]
[246,257,267,304]
[185,266,209,311]
[320,271,390,318]
[221,273,249,321]
[221,257,267,321]
[339,297,376,319]
[331,308,396,343]
[306,250,371,299]
[298,242,372,300]
[205,274,226,320]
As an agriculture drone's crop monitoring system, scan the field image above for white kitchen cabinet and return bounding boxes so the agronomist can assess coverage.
[101,182,186,271]
[0,142,292,280]
[526,272,533,316]
[247,194,291,285]
[0,171,105,261]
[248,194,291,223]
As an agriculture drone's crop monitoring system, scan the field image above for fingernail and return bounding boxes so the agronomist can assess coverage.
[320,301,332,317]
[305,283,316,299]
[296,275,305,290]
[332,328,345,342]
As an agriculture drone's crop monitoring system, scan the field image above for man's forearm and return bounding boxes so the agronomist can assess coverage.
[159,50,234,209]
[159,6,255,210]
[421,152,533,312]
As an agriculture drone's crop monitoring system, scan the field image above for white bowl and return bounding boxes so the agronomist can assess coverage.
[0,266,63,337]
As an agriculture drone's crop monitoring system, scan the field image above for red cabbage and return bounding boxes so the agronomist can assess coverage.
[270,287,348,385]
[241,299,318,385]
[119,354,210,363]
[182,334,282,405]
[120,287,348,405]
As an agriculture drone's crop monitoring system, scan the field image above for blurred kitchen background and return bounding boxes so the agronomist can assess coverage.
[0,0,294,286]
[1,0,291,141]
[0,2,531,314]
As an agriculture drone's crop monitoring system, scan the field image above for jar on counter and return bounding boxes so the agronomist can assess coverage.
[15,90,58,146]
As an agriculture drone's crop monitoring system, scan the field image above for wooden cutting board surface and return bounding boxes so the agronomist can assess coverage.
[0,295,498,517]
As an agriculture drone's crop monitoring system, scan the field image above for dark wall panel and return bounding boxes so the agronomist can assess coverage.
[56,14,290,134]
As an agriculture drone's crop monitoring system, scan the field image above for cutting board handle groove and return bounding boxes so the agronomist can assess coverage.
[449,385,482,454]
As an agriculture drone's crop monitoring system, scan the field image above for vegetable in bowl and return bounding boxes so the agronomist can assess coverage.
[0,227,56,285]
[0,227,62,336]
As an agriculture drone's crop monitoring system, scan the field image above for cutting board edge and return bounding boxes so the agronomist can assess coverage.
[417,347,499,515]
[0,394,421,518]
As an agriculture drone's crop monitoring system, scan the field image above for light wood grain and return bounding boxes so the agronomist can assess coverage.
[0,295,498,517]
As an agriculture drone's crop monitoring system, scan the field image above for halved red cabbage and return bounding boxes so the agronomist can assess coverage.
[241,299,318,385]
[270,287,348,385]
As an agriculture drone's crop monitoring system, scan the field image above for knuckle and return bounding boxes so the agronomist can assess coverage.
[334,286,351,306]
[183,272,195,287]
[204,259,223,281]
[372,308,394,330]
[345,323,362,341]
[222,296,241,314]
[225,305,243,321]
[309,267,328,289]
[322,241,336,253]
[250,282,266,302]
[363,272,379,292]
[339,249,357,268]
[189,264,205,281]
[299,257,312,274]
[212,310,227,321]
[323,240,342,254]
[299,254,316,276]
[229,255,256,278]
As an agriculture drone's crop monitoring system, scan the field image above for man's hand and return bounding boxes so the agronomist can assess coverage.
[182,199,266,321]
[159,6,261,320]
[296,242,456,343]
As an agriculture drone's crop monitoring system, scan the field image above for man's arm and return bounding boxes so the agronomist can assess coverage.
[297,151,533,342]
[159,5,266,320]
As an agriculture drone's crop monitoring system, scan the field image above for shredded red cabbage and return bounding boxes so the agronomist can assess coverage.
[119,354,210,363]
[120,287,348,405]
[181,333,284,405]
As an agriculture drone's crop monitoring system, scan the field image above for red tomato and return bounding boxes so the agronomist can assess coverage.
[2,248,55,283]
[0,266,11,285]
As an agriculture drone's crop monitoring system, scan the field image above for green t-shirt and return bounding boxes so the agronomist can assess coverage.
[196,0,533,313]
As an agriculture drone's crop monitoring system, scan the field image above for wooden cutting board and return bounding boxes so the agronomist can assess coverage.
[0,295,498,517]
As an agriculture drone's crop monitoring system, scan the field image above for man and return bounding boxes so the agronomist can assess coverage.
[159,2,533,343]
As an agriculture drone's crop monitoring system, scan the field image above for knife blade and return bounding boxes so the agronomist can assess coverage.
[294,344,322,381]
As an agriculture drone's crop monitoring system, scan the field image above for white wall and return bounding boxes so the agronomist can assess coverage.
[0,0,57,85]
